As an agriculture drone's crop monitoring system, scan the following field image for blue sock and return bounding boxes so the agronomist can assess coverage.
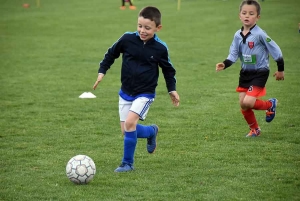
[122,131,137,164]
[136,124,154,138]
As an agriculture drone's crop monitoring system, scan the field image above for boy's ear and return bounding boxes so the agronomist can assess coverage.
[156,25,162,32]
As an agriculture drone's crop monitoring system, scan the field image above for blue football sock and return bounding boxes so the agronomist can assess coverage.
[136,124,154,138]
[122,131,137,164]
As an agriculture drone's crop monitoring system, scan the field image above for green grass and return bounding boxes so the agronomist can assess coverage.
[1,0,300,200]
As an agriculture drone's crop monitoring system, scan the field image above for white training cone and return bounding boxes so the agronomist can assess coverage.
[79,92,96,98]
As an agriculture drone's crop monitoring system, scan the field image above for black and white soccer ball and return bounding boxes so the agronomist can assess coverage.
[66,155,96,184]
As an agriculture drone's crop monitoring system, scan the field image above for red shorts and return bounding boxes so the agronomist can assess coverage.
[236,86,266,97]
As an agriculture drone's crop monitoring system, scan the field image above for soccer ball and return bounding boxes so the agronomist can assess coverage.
[66,155,96,184]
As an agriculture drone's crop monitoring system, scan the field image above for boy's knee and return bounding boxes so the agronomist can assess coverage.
[240,100,254,109]
[124,120,136,131]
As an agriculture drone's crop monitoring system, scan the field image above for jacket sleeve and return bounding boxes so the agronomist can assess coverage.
[259,32,284,71]
[226,33,240,64]
[159,49,177,92]
[98,35,124,74]
[259,32,283,62]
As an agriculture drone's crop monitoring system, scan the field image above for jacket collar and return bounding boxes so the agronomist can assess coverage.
[135,31,156,44]
[241,24,257,31]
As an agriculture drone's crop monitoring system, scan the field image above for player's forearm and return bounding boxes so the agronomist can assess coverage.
[223,59,234,69]
[276,58,284,72]
[165,78,176,92]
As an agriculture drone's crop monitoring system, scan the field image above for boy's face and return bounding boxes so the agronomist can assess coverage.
[239,4,260,28]
[137,17,162,42]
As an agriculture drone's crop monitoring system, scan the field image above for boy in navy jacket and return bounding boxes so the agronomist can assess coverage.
[93,6,180,172]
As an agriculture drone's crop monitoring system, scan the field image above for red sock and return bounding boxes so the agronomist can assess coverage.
[241,109,259,129]
[253,99,272,110]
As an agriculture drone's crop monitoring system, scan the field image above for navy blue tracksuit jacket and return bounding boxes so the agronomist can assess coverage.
[98,31,176,97]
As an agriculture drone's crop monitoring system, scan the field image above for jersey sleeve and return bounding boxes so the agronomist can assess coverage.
[159,48,177,92]
[226,33,240,63]
[259,32,283,61]
[98,34,124,74]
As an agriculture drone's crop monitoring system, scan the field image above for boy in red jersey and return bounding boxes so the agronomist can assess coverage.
[216,0,284,137]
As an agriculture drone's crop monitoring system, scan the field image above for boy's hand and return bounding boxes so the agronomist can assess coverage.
[216,63,225,72]
[273,71,284,81]
[169,91,180,107]
[93,73,105,90]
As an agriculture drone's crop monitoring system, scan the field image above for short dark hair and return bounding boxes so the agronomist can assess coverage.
[138,6,161,27]
[239,0,261,15]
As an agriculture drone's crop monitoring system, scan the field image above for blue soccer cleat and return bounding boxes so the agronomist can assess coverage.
[266,98,278,123]
[114,163,134,173]
[147,125,158,154]
[246,128,261,137]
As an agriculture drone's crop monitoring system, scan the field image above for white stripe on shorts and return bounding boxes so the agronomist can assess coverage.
[119,96,154,121]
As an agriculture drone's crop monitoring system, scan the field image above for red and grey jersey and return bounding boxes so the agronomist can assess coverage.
[226,25,283,71]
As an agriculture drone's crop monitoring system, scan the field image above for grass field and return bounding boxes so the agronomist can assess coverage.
[1,0,300,200]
